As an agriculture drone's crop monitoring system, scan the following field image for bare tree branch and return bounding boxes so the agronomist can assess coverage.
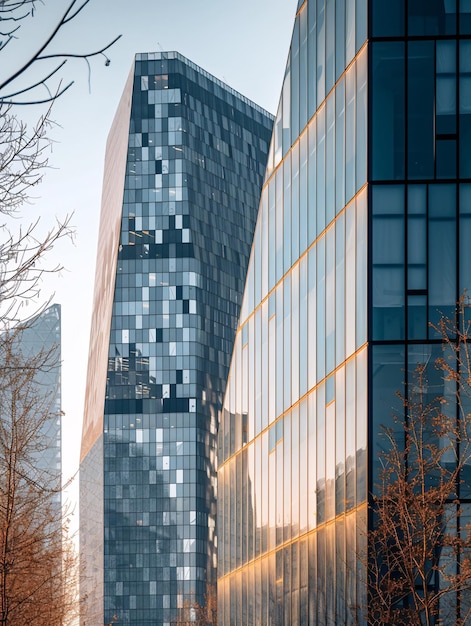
[0,0,121,106]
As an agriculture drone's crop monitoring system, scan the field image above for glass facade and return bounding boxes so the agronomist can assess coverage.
[218,0,471,623]
[14,304,62,497]
[80,52,273,625]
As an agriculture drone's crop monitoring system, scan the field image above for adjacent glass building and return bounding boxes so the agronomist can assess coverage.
[218,1,471,623]
[79,52,273,625]
[14,304,62,496]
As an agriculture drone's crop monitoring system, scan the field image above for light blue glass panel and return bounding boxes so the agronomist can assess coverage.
[291,18,300,141]
[326,0,335,94]
[308,248,317,390]
[268,178,276,292]
[335,0,346,81]
[325,400,336,521]
[326,94,336,225]
[283,413,292,542]
[254,222,262,306]
[345,65,356,201]
[291,407,300,538]
[308,120,317,243]
[276,284,284,418]
[291,264,300,404]
[345,0,355,65]
[308,391,317,530]
[335,78,346,215]
[355,0,367,51]
[283,57,292,154]
[254,308,263,433]
[317,237,326,382]
[326,227,336,374]
[300,133,308,255]
[345,203,356,356]
[345,358,356,509]
[356,49,367,190]
[261,302,269,431]
[317,105,326,234]
[299,257,308,397]
[335,367,346,515]
[335,212,345,366]
[261,188,269,299]
[308,0,318,119]
[300,6,308,132]
[317,0,326,106]
[291,142,300,263]
[299,400,308,533]
[355,348,367,504]
[283,154,292,274]
[316,383,326,524]
[275,168,284,283]
[283,272,292,413]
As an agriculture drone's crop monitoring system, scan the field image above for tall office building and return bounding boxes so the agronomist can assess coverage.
[218,1,471,623]
[80,52,273,625]
[14,304,62,492]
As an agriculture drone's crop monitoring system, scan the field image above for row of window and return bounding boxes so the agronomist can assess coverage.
[245,50,367,320]
[219,348,367,576]
[218,509,366,626]
[225,192,366,453]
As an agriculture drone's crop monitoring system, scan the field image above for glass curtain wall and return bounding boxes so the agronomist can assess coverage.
[218,0,368,623]
[81,52,273,626]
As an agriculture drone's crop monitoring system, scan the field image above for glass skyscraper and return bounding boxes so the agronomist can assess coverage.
[218,1,471,623]
[80,52,273,625]
[14,304,62,494]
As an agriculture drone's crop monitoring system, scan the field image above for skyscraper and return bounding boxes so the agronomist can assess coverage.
[14,304,62,493]
[218,1,471,623]
[80,52,273,625]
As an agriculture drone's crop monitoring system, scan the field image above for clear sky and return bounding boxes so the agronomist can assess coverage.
[1,0,298,520]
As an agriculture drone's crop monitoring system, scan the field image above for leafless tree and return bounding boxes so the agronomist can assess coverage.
[365,298,471,626]
[0,323,78,626]
[0,0,121,106]
[0,0,121,323]
[174,584,218,626]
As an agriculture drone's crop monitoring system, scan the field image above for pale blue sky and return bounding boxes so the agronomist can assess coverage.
[3,0,298,509]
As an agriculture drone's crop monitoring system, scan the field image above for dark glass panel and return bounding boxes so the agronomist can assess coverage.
[372,43,405,181]
[371,0,405,37]
[460,0,471,33]
[408,295,428,340]
[460,41,471,177]
[372,185,405,341]
[409,0,457,35]
[436,138,457,178]
[459,185,471,295]
[428,184,457,330]
[408,41,434,180]
[371,345,406,495]
[436,41,457,135]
